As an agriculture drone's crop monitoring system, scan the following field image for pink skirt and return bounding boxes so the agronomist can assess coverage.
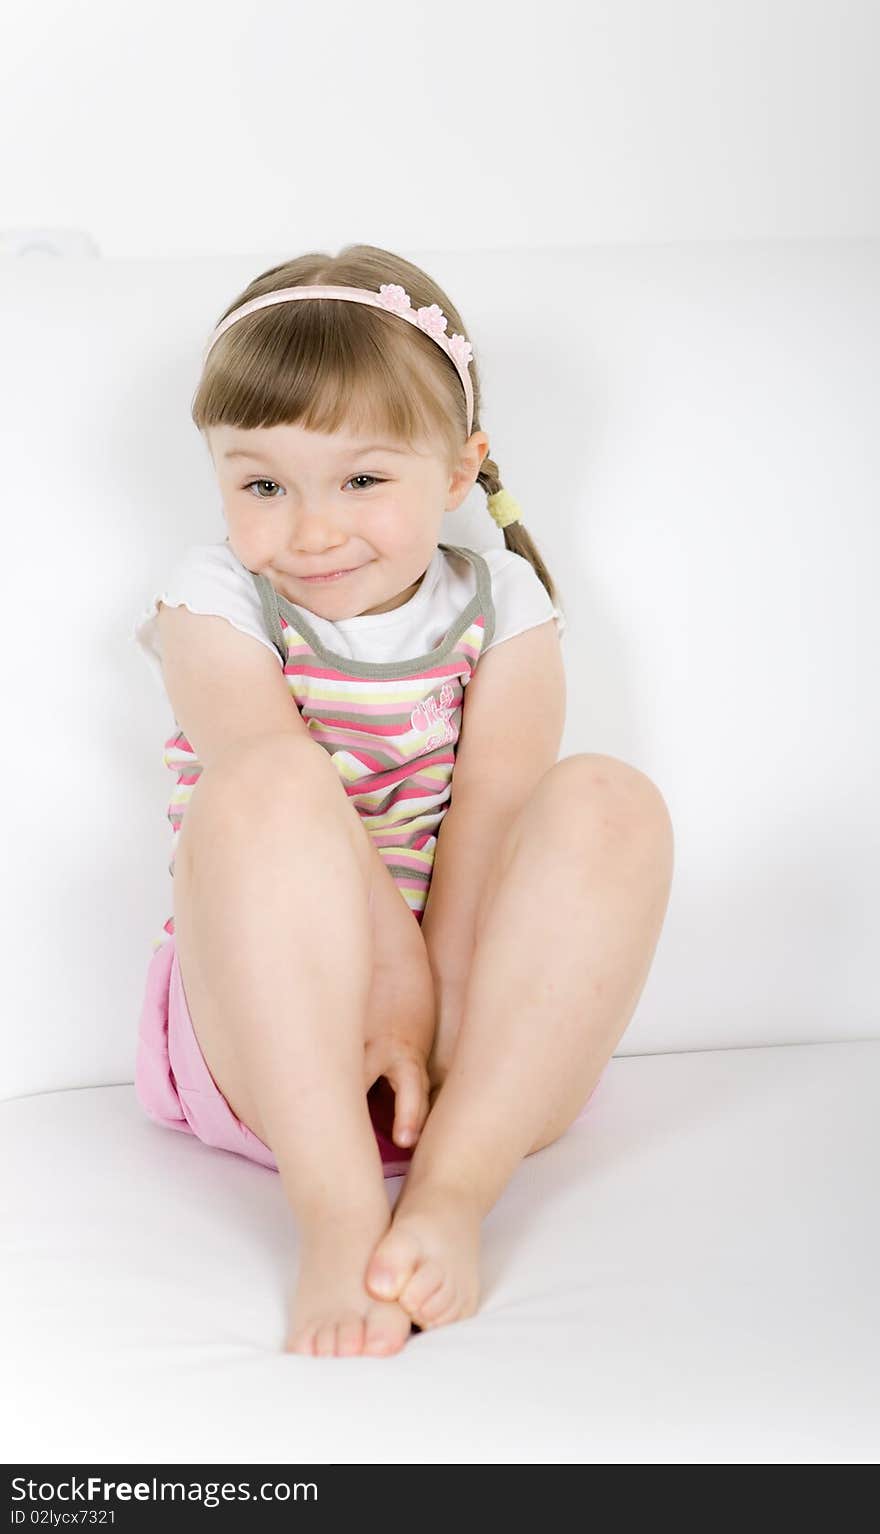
[134,936,600,1181]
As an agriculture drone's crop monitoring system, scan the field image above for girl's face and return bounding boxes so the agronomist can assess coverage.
[206,422,489,617]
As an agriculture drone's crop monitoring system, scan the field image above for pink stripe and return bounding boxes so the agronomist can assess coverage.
[371,777,451,804]
[308,714,449,734]
[331,743,410,773]
[341,757,454,795]
[284,657,471,685]
[371,827,439,849]
[381,850,436,873]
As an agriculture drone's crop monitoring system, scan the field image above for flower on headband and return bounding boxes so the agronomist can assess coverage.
[376,283,412,315]
[416,304,449,340]
[447,332,474,369]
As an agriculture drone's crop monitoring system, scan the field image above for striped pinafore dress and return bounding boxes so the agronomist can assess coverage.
[135,542,496,1176]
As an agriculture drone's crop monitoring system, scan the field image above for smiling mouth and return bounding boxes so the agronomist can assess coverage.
[297,566,360,582]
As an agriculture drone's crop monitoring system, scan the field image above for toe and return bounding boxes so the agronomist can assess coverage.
[313,1323,338,1357]
[417,1281,458,1326]
[365,1226,423,1301]
[363,1303,410,1357]
[422,1284,480,1329]
[399,1257,445,1316]
[285,1327,316,1356]
[336,1315,366,1356]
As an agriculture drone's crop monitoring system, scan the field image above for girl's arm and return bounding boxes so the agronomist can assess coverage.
[361,833,436,1147]
[364,837,435,1055]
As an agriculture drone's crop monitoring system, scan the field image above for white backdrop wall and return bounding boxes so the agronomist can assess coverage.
[0,238,877,1103]
[2,0,879,258]
[2,3,878,1097]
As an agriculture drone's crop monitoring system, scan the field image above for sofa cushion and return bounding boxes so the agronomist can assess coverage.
[3,1041,878,1463]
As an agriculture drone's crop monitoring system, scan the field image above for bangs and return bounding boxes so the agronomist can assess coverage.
[193,298,462,467]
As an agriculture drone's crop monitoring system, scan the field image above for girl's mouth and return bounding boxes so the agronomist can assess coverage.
[298,567,359,584]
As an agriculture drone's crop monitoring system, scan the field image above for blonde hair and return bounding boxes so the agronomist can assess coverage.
[191,242,563,616]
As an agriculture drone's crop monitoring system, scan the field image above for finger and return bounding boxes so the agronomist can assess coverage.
[411,1070,433,1135]
[389,1062,430,1148]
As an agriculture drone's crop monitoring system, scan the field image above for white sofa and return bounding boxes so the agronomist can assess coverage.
[2,242,878,1464]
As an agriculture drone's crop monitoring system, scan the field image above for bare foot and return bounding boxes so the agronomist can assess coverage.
[285,1209,415,1357]
[363,1183,482,1330]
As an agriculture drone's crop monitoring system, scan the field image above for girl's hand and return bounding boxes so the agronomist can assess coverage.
[363,933,436,1148]
[363,847,438,1147]
[363,1033,432,1149]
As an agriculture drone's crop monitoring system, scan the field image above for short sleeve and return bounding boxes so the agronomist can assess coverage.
[479,548,566,656]
[132,541,283,694]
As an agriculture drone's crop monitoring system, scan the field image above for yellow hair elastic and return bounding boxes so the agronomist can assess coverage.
[486,488,523,528]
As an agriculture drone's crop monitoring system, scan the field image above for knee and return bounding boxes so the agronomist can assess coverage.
[550,753,674,850]
[178,733,328,861]
[196,732,324,805]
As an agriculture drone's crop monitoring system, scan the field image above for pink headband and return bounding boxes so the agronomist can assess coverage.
[201,282,476,436]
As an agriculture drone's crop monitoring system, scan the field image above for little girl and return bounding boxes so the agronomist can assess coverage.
[133,242,675,1358]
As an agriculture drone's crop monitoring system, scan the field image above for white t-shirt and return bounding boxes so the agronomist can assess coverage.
[133,539,566,689]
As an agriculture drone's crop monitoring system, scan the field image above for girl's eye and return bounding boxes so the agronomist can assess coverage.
[347,474,385,491]
[243,475,385,499]
[244,479,282,499]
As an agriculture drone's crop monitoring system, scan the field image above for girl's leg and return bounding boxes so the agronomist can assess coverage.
[364,756,675,1329]
[171,732,411,1358]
